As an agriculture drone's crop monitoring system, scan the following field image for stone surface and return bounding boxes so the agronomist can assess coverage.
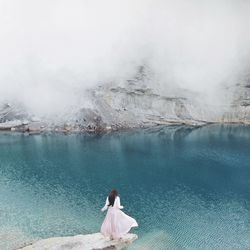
[18,233,138,250]
[0,120,23,129]
[1,67,250,133]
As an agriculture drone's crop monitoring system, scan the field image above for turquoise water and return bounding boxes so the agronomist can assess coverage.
[0,125,250,249]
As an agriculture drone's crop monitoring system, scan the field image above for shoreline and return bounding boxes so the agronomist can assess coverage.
[0,120,250,135]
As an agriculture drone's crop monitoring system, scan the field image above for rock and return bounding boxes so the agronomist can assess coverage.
[31,116,41,122]
[17,233,138,250]
[0,120,23,129]
[0,103,30,123]
[1,66,250,132]
[106,126,112,130]
[22,120,30,125]
[27,122,48,132]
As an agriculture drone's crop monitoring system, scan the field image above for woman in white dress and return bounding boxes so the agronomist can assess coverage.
[100,189,138,239]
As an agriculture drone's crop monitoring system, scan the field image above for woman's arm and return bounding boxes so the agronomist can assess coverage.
[101,197,109,212]
[114,196,124,209]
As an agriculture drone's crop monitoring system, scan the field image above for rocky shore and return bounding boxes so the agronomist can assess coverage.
[17,233,137,250]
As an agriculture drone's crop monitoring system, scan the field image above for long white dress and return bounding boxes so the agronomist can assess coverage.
[100,196,138,239]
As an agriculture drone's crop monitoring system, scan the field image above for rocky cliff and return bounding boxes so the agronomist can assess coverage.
[0,67,250,133]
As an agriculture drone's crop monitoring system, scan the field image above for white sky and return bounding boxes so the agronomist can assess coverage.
[0,0,249,115]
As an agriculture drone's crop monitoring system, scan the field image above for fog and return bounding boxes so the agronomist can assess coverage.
[0,0,250,116]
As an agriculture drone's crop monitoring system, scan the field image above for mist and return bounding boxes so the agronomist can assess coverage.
[0,0,250,117]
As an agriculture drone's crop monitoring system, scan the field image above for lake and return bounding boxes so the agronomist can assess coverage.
[0,125,250,249]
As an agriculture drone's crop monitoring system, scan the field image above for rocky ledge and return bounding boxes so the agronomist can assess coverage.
[17,233,138,250]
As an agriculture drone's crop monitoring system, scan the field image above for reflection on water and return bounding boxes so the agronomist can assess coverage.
[0,125,250,249]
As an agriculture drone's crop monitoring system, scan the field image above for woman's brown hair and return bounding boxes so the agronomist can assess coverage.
[108,189,118,207]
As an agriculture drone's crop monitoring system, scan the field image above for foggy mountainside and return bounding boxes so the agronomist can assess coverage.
[0,0,250,132]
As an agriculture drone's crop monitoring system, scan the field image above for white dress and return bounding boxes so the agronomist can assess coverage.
[100,196,138,239]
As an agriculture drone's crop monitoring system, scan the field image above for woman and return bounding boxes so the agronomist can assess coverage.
[100,189,138,239]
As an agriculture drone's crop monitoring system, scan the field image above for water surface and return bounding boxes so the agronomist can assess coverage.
[0,125,250,249]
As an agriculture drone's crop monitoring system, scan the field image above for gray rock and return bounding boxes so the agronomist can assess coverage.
[17,233,138,250]
[1,66,250,132]
[0,120,23,129]
[0,103,30,123]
